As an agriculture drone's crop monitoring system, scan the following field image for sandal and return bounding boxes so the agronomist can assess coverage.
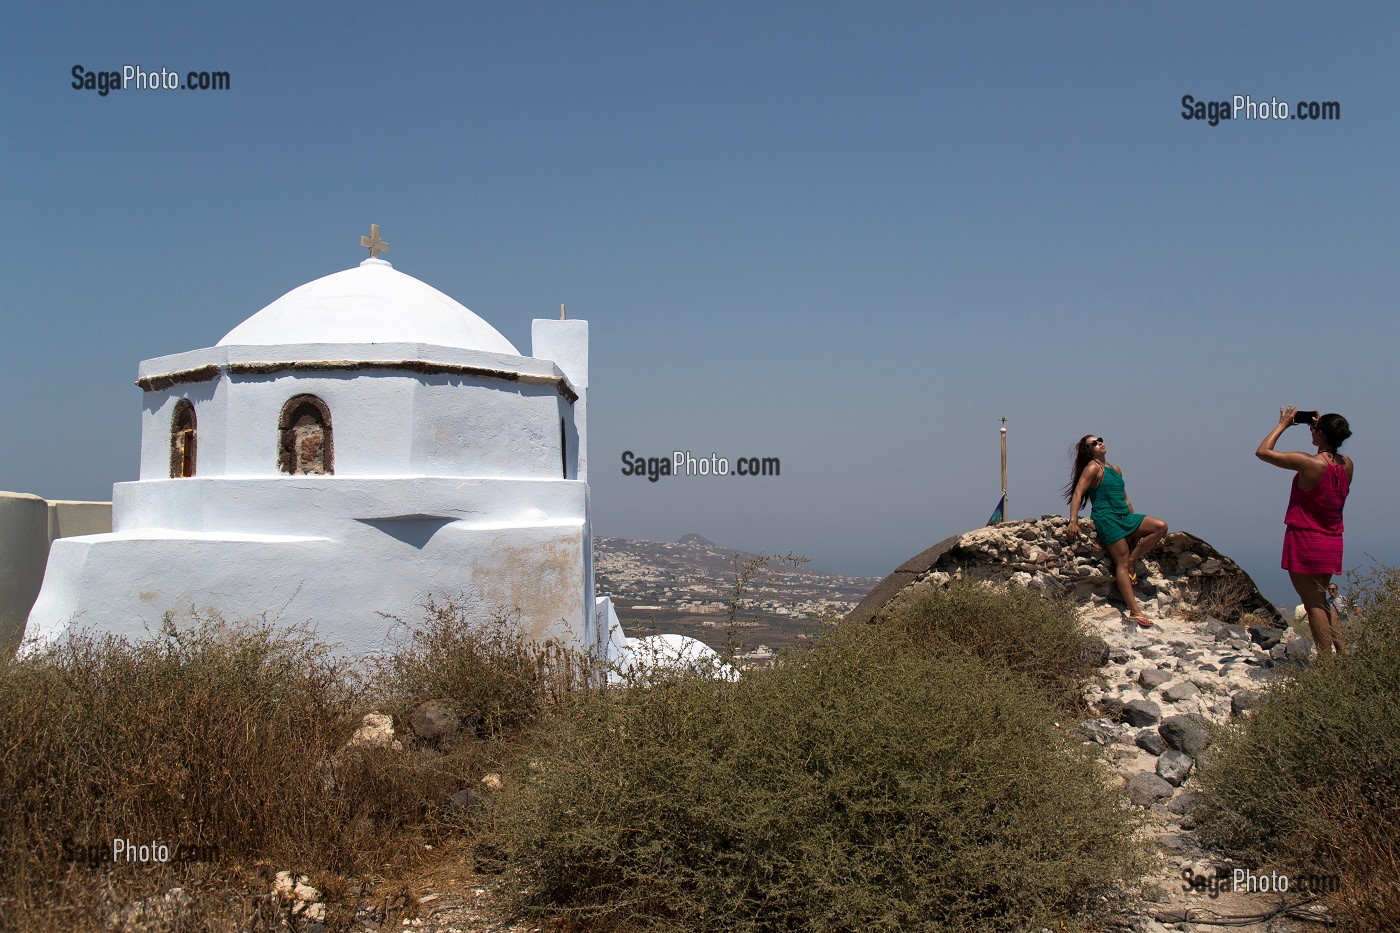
[1129,615,1153,629]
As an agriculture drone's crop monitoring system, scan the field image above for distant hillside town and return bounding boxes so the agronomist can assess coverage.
[593,535,880,660]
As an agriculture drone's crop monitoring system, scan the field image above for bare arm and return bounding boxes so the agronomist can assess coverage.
[1066,462,1103,541]
[1257,405,1321,474]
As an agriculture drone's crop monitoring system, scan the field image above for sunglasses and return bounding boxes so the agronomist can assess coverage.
[1091,438,1106,447]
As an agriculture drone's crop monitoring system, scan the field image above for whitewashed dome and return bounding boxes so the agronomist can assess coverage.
[217,258,520,354]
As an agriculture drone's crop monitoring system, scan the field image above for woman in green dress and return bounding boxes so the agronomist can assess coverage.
[1064,434,1169,627]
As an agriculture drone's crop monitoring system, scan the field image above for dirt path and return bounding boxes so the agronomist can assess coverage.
[1078,605,1334,932]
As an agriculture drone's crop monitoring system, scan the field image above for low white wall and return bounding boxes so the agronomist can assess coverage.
[0,493,49,652]
[48,500,114,540]
[30,518,588,658]
[0,492,112,652]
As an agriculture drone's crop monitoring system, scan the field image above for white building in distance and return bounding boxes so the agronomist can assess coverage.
[28,231,602,657]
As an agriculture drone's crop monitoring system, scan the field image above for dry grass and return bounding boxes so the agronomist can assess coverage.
[374,596,598,739]
[0,604,589,931]
[1194,566,1400,931]
[1181,571,1260,622]
[1,584,1150,932]
[1316,782,1400,931]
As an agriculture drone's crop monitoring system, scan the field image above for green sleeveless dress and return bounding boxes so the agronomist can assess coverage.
[1087,465,1145,546]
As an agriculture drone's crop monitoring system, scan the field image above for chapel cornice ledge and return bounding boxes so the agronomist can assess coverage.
[136,359,578,403]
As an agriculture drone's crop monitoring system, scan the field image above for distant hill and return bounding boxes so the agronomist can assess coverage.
[676,532,718,548]
[593,536,879,657]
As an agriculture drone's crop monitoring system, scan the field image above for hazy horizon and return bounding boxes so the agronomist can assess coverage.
[5,2,1395,609]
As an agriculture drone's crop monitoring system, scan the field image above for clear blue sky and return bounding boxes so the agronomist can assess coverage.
[3,2,1396,605]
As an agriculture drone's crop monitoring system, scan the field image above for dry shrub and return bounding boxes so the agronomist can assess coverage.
[1315,782,1400,931]
[0,615,358,924]
[498,597,1139,933]
[874,579,1095,710]
[1194,566,1400,928]
[374,597,598,739]
[0,601,590,931]
[1195,572,1256,622]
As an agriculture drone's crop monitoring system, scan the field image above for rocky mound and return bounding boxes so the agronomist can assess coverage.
[847,516,1282,627]
[848,518,1333,928]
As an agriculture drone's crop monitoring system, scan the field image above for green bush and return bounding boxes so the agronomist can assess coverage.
[498,607,1139,932]
[1194,567,1400,930]
[872,579,1096,710]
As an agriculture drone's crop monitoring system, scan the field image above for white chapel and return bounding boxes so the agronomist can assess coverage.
[27,228,608,657]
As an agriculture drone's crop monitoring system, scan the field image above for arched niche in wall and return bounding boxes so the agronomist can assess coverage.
[169,399,197,478]
[278,394,334,475]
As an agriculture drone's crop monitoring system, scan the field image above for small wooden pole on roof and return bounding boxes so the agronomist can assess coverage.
[1000,417,1007,520]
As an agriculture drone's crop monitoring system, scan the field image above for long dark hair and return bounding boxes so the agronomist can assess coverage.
[1317,413,1352,451]
[1063,434,1098,506]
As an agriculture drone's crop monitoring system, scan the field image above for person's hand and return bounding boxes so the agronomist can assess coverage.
[1279,405,1297,427]
[1066,520,1079,541]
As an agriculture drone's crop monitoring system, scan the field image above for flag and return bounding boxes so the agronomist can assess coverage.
[986,495,1004,526]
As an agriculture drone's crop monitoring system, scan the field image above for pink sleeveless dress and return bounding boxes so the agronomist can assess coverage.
[1281,460,1348,575]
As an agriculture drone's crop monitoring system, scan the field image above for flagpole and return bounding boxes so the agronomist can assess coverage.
[1000,417,1007,522]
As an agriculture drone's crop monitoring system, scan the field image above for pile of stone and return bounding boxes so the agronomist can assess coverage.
[271,871,326,926]
[849,517,1326,930]
[1073,598,1321,930]
[847,516,1282,626]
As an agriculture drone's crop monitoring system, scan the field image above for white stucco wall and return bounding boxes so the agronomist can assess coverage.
[29,264,600,661]
[598,595,735,684]
[108,476,581,535]
[532,319,589,481]
[139,344,579,481]
[47,500,113,541]
[1,493,49,651]
[1,492,112,653]
[29,477,591,656]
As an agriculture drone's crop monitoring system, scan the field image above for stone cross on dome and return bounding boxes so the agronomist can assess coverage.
[359,224,389,259]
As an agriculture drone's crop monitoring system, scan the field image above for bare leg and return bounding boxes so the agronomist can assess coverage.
[1107,538,1148,624]
[1125,516,1169,570]
[1330,608,1348,654]
[1290,571,1341,654]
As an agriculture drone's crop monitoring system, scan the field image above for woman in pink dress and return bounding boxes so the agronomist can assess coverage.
[1256,406,1353,654]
